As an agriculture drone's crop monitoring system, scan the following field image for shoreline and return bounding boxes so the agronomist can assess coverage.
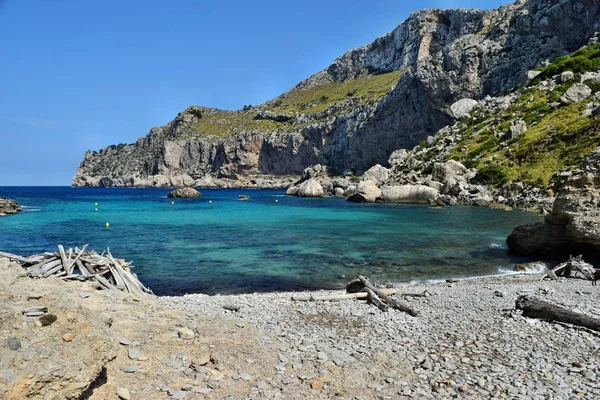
[1,256,599,399]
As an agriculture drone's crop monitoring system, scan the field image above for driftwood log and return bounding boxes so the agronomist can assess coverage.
[516,295,600,332]
[0,245,153,296]
[291,289,398,302]
[291,276,420,316]
[541,255,597,282]
[345,276,418,316]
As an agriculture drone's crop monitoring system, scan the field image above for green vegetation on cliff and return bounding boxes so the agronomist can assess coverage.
[402,44,600,189]
[188,110,283,138]
[271,69,404,113]
[179,70,404,138]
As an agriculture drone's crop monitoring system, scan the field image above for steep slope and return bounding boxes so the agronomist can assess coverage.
[73,0,600,188]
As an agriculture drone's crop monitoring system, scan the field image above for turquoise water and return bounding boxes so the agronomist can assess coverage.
[0,187,542,295]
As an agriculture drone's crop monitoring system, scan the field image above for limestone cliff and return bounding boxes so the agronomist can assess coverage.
[73,0,600,188]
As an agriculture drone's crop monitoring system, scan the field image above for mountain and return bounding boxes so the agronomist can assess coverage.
[73,0,600,188]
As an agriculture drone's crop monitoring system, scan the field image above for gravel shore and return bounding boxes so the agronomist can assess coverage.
[160,274,600,399]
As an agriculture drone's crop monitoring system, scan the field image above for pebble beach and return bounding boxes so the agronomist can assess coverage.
[159,274,600,399]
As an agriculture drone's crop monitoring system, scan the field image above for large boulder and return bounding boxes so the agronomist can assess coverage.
[380,185,439,204]
[450,98,478,120]
[508,119,527,140]
[167,187,202,198]
[362,164,390,183]
[560,83,592,105]
[388,149,409,167]
[347,180,382,203]
[296,178,325,197]
[432,160,468,184]
[507,148,600,257]
[301,164,328,181]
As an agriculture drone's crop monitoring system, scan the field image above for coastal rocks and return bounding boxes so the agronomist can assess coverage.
[167,187,202,198]
[507,148,600,257]
[73,1,600,187]
[450,99,479,120]
[0,198,21,216]
[432,160,468,185]
[388,149,409,167]
[347,180,382,203]
[286,179,325,197]
[560,83,592,105]
[362,164,390,183]
[380,185,439,203]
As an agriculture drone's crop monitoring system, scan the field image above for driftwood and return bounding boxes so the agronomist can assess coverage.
[291,289,397,302]
[291,277,419,316]
[541,255,597,282]
[516,295,600,332]
[1,245,153,296]
[344,276,419,316]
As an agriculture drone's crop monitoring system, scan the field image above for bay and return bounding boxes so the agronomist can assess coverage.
[0,187,542,295]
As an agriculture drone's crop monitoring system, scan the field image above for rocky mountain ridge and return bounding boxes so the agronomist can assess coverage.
[73,0,600,188]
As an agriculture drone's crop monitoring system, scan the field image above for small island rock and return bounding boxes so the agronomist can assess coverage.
[0,198,22,216]
[167,187,202,198]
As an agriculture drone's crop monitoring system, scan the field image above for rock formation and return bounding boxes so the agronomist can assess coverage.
[507,148,600,258]
[167,187,202,198]
[0,198,22,216]
[73,0,600,188]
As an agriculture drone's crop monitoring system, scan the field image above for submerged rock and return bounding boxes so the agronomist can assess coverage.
[167,187,202,198]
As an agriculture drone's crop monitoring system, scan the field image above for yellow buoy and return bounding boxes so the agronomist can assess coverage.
[95,208,98,212]
[105,222,110,228]
[171,201,175,205]
[94,202,98,206]
[275,199,278,203]
[209,200,212,204]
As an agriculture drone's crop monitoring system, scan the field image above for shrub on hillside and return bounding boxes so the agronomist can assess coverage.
[533,44,600,84]
[472,165,508,186]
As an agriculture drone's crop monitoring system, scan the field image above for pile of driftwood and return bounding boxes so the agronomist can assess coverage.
[541,255,597,282]
[292,275,419,316]
[0,245,152,296]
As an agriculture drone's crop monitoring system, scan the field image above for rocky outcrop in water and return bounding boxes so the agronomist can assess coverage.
[0,198,22,216]
[507,148,600,258]
[167,187,202,198]
[73,0,600,188]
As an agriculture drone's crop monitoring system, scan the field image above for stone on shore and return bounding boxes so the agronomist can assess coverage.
[431,160,468,184]
[347,180,381,203]
[362,164,390,183]
[380,185,439,203]
[286,178,324,197]
[167,187,202,198]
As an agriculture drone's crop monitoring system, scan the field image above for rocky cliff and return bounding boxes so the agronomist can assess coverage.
[507,148,600,258]
[73,0,600,188]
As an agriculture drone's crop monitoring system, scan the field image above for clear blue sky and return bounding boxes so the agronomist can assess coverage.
[0,0,510,186]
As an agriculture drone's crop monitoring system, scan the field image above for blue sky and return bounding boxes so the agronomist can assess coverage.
[0,0,511,186]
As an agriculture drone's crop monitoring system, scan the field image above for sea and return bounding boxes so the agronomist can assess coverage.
[0,187,544,295]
